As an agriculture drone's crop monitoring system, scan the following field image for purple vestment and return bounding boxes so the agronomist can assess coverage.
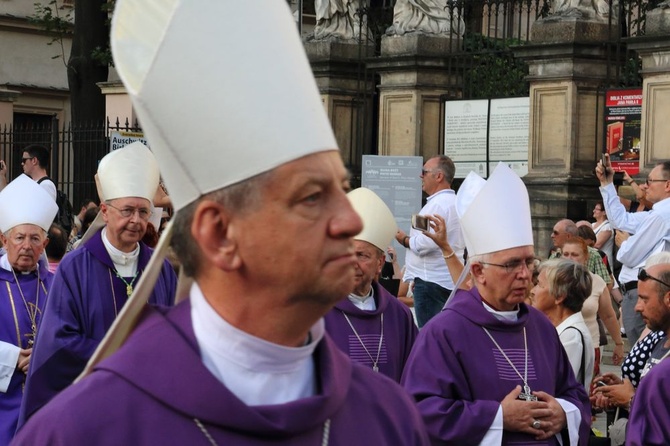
[13,300,430,445]
[324,281,417,382]
[401,287,591,445]
[0,258,52,446]
[18,230,176,426]
[626,356,670,446]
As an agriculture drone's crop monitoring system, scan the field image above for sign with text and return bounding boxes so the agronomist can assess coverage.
[444,97,529,178]
[604,88,642,174]
[362,155,423,266]
[109,131,149,152]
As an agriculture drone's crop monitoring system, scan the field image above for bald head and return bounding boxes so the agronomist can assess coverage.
[551,219,577,249]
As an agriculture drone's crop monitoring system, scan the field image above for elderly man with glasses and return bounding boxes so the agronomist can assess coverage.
[596,156,670,344]
[0,175,57,445]
[18,143,177,426]
[402,165,590,445]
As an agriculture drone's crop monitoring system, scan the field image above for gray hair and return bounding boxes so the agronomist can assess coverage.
[433,155,455,184]
[171,170,274,277]
[539,258,592,313]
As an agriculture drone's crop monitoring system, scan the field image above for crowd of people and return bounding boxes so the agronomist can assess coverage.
[0,1,667,445]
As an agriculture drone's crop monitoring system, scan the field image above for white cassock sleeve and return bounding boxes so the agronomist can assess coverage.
[0,341,20,393]
[479,399,582,445]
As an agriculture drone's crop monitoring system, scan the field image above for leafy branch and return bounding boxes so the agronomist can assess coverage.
[29,0,72,68]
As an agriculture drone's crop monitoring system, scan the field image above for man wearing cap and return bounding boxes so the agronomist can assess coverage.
[596,157,670,344]
[12,1,429,445]
[401,165,591,445]
[0,175,58,444]
[395,155,465,327]
[324,188,417,382]
[18,142,177,425]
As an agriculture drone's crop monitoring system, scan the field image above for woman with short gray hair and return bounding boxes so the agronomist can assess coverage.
[531,258,595,389]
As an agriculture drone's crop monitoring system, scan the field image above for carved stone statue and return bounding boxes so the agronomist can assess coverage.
[386,0,465,37]
[313,0,365,42]
[549,0,613,21]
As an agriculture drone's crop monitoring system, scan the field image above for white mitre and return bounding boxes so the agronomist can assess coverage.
[98,142,159,202]
[111,0,338,211]
[457,163,533,257]
[347,188,397,252]
[0,174,58,233]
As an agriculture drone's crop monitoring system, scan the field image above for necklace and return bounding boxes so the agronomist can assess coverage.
[114,269,139,297]
[340,311,384,372]
[483,326,537,401]
[193,418,331,445]
[10,268,44,347]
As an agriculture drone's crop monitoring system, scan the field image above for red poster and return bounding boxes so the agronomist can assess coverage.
[604,89,642,174]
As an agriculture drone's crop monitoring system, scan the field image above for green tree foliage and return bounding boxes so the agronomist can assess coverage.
[462,34,530,99]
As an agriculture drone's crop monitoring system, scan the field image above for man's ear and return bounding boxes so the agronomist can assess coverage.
[191,200,241,272]
[470,262,486,284]
[376,252,385,275]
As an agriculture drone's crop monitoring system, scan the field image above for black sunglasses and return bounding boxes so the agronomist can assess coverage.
[638,268,670,289]
[21,157,34,164]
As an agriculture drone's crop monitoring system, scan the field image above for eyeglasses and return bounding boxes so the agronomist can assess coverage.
[21,157,34,164]
[480,258,535,274]
[593,207,603,211]
[421,169,440,176]
[106,203,153,221]
[646,178,668,185]
[638,268,670,289]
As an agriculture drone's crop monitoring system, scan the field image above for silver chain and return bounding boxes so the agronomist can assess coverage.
[340,311,384,372]
[482,327,529,389]
[194,417,331,445]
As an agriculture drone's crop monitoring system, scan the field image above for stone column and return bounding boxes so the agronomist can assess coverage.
[0,88,20,126]
[515,20,615,255]
[626,31,670,169]
[368,34,461,159]
[305,41,375,168]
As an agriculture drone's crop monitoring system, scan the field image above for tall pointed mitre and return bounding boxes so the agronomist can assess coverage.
[111,0,338,212]
[78,142,160,246]
[347,188,397,252]
[79,0,340,379]
[0,175,58,233]
[457,163,533,257]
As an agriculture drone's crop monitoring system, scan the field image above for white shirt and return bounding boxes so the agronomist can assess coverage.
[403,189,464,289]
[557,312,594,390]
[600,183,670,283]
[592,220,614,268]
[191,283,323,406]
[38,177,57,201]
[348,287,376,311]
[101,227,139,277]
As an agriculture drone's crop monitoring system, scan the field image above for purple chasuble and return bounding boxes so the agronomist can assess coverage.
[324,281,418,382]
[401,287,591,445]
[12,300,429,445]
[626,356,670,446]
[0,258,52,446]
[18,229,177,427]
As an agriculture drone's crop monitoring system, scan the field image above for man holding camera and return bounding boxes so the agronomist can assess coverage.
[596,156,670,343]
[395,155,464,327]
